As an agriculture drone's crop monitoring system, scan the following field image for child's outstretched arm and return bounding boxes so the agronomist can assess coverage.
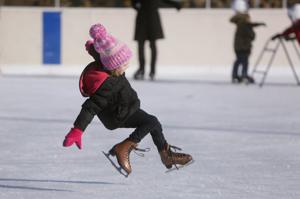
[250,22,266,27]
[63,98,105,150]
[63,77,120,149]
[74,99,103,131]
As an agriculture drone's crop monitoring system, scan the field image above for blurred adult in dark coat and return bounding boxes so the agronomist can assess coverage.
[132,0,181,80]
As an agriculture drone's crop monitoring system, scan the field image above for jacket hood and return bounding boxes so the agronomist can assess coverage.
[79,62,109,97]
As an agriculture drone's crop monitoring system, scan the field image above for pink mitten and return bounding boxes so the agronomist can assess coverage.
[63,128,83,149]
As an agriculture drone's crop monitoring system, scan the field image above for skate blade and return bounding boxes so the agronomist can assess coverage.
[102,151,129,178]
[165,159,195,173]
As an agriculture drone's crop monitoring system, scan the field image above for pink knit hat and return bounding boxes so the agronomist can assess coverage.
[89,23,132,71]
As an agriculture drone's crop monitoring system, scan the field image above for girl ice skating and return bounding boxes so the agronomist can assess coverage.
[63,23,193,177]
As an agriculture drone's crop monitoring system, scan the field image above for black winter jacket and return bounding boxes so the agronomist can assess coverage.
[74,74,140,131]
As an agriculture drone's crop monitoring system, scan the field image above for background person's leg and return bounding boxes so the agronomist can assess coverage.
[149,40,157,80]
[134,40,146,80]
[232,51,242,83]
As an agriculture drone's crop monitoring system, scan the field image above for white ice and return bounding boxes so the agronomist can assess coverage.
[0,74,300,199]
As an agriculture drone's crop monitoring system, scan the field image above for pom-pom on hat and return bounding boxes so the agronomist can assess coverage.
[89,23,132,71]
[85,40,101,62]
[85,40,94,51]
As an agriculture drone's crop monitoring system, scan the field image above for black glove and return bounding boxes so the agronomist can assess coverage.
[271,33,281,40]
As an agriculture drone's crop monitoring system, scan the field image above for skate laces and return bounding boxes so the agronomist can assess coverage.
[132,146,151,157]
[169,145,182,151]
[168,145,187,169]
[169,145,186,157]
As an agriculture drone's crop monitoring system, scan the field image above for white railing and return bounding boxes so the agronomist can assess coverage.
[54,0,60,8]
[0,0,291,8]
[204,0,289,9]
[51,0,289,8]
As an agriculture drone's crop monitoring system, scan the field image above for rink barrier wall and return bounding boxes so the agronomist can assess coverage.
[0,7,299,76]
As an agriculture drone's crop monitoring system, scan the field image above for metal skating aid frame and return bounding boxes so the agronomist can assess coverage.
[251,37,300,87]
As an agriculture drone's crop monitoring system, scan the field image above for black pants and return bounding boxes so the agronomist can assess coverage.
[232,51,250,78]
[122,109,166,151]
[74,101,166,151]
[137,39,157,75]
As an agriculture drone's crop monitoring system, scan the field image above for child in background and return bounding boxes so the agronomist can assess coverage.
[62,23,193,176]
[230,0,266,84]
[272,4,300,45]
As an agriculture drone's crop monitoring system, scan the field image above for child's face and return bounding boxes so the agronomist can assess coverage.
[114,62,129,76]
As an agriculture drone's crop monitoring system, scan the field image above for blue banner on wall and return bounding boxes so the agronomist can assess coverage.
[43,12,61,64]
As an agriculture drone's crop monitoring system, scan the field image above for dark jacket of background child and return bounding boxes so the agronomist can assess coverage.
[230,13,263,53]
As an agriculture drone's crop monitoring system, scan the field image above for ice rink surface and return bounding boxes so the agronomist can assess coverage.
[0,74,300,199]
